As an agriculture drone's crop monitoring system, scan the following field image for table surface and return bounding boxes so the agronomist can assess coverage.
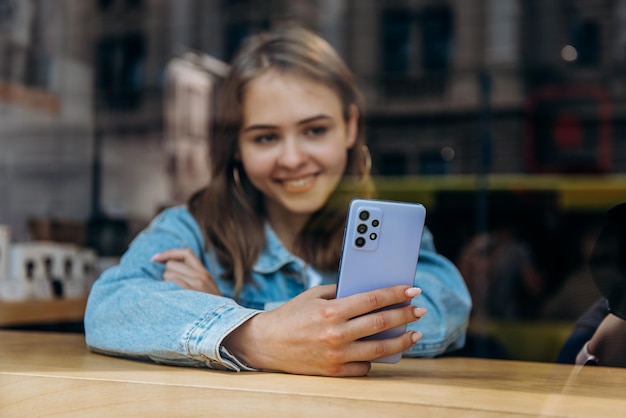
[0,298,87,326]
[1,330,625,417]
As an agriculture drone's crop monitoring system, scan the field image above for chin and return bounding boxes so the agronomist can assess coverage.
[286,204,324,216]
[283,198,327,216]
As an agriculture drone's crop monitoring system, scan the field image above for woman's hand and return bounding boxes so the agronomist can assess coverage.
[151,249,221,295]
[223,284,426,376]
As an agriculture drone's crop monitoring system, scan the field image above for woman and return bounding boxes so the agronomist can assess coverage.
[84,25,471,377]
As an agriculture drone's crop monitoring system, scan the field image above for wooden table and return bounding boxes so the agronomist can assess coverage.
[1,331,625,417]
[0,298,87,326]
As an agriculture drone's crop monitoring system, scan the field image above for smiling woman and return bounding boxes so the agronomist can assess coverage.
[83,24,471,377]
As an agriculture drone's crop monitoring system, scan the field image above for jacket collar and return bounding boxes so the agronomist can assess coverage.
[252,223,303,274]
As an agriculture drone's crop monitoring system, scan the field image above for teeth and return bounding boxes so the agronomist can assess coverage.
[284,176,313,188]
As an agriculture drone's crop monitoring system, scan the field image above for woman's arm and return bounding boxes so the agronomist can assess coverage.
[84,206,260,371]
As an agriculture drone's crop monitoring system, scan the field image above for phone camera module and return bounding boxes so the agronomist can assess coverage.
[357,223,368,234]
[371,219,379,227]
[355,237,366,248]
[369,233,377,240]
[358,210,370,221]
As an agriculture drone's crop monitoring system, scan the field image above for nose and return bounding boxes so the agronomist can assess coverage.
[277,137,307,169]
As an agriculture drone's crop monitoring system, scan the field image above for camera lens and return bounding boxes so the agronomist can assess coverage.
[371,219,379,227]
[359,210,370,221]
[357,223,368,234]
[369,233,377,240]
[355,237,366,247]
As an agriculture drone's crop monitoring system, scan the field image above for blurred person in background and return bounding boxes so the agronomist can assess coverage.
[541,225,602,321]
[456,226,544,320]
[558,203,626,367]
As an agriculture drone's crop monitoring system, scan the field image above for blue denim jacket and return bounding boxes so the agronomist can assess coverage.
[85,206,471,371]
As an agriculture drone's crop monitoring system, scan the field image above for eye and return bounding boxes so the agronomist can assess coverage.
[305,126,328,137]
[254,133,278,144]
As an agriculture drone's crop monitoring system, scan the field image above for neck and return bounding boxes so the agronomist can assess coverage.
[266,210,310,254]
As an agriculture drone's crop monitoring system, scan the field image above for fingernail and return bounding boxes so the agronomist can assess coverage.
[405,287,422,298]
[413,307,427,317]
[411,331,422,343]
[150,253,160,261]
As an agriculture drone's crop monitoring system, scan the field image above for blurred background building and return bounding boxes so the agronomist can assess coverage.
[2,0,626,354]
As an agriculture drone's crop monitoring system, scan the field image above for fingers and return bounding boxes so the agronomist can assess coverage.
[324,286,426,365]
[161,265,197,286]
[326,361,372,377]
[151,248,205,270]
[162,267,221,294]
[350,331,423,364]
[319,330,423,373]
[343,303,427,342]
[152,248,221,295]
[337,285,422,319]
[161,258,200,279]
[163,273,195,290]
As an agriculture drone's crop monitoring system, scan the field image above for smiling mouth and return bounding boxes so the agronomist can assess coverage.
[280,174,317,192]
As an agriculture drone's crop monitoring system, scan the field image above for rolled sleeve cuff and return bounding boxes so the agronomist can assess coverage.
[219,345,259,372]
[186,303,262,371]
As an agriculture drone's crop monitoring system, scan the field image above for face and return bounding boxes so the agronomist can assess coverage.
[237,70,358,225]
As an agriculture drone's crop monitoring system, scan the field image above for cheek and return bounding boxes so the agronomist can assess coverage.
[323,146,350,174]
[240,151,273,182]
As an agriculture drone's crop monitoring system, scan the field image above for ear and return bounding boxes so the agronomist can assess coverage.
[345,104,359,149]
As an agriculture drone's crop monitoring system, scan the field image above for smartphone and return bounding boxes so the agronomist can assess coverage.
[336,198,426,363]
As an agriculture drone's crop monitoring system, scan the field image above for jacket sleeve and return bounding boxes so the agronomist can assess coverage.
[404,227,472,357]
[84,206,261,371]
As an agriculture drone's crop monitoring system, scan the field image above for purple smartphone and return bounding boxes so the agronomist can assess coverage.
[336,198,426,363]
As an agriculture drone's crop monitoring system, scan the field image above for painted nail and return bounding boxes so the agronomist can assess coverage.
[405,287,422,298]
[413,307,427,317]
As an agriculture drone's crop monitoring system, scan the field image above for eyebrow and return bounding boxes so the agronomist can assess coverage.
[242,114,332,133]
